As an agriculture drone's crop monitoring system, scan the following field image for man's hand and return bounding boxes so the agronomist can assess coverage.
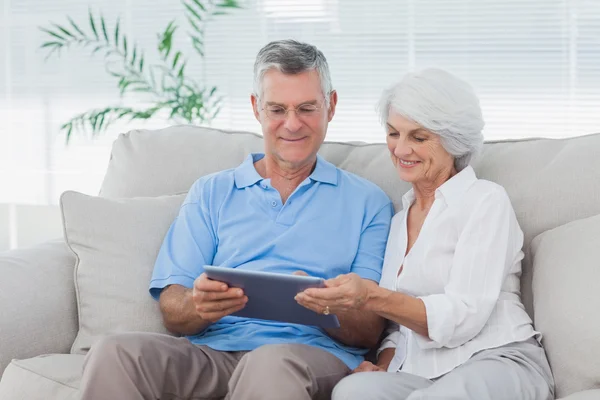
[352,361,385,373]
[192,273,248,323]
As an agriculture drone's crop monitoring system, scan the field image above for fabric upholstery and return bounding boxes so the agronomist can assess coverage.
[2,126,600,399]
[557,390,600,400]
[100,125,600,318]
[60,191,185,354]
[0,240,77,375]
[0,355,83,400]
[531,214,600,398]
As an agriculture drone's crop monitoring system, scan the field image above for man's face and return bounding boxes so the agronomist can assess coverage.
[251,69,337,169]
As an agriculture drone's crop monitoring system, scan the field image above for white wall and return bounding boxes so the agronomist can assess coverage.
[0,203,63,252]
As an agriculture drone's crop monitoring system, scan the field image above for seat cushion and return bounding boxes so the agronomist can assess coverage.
[0,354,83,400]
[531,214,600,398]
[557,390,600,400]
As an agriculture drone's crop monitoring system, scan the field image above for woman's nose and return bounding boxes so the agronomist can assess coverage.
[393,138,412,158]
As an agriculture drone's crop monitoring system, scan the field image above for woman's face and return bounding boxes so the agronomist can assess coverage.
[386,111,456,185]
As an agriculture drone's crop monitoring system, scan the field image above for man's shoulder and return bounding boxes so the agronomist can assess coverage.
[335,167,391,206]
[185,168,237,203]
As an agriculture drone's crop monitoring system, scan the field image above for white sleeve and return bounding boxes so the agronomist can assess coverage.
[377,320,402,356]
[415,188,524,349]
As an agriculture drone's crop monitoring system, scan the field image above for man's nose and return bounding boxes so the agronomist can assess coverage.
[283,110,303,132]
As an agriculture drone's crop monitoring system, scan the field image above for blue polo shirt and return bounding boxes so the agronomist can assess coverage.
[150,153,393,368]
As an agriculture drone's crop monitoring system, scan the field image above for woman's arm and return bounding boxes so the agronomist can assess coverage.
[376,347,396,370]
[366,288,429,338]
[299,187,522,349]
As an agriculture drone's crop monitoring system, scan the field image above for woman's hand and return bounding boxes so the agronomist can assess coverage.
[352,361,385,373]
[295,273,376,315]
[351,347,396,373]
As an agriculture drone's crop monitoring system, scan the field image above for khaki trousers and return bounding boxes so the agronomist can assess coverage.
[79,332,350,400]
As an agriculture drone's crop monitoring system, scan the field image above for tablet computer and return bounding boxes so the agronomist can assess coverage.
[203,266,340,329]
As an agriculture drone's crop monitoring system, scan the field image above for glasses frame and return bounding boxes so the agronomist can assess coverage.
[259,99,328,121]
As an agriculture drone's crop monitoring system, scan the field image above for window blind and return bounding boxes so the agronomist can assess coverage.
[1,0,598,205]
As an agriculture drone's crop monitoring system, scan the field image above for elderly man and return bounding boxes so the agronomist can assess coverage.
[78,40,393,400]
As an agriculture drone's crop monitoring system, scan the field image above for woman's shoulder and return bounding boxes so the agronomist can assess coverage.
[462,178,514,212]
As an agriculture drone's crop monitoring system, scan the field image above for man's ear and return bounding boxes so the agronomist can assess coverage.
[327,90,338,122]
[251,94,261,122]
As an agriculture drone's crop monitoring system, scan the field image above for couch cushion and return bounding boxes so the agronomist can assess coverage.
[0,354,83,400]
[531,214,600,398]
[99,125,600,318]
[60,191,185,354]
[558,390,600,400]
[0,240,78,376]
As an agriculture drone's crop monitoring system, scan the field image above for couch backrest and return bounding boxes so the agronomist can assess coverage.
[100,125,600,319]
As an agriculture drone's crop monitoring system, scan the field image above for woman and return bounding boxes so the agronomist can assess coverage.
[295,69,554,400]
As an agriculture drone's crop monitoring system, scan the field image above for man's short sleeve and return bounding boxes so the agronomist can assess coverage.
[149,178,218,300]
[350,199,394,282]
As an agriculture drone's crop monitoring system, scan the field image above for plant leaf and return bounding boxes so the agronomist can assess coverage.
[101,15,109,42]
[131,45,137,66]
[114,17,120,45]
[139,53,144,73]
[41,41,62,48]
[53,24,75,39]
[211,105,222,119]
[184,2,204,22]
[191,36,204,56]
[97,112,106,132]
[191,0,207,12]
[89,9,99,39]
[123,36,128,57]
[216,0,242,8]
[172,51,182,69]
[92,45,104,54]
[187,16,203,33]
[67,17,86,37]
[39,28,66,41]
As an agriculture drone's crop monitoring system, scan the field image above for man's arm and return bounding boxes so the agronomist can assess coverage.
[159,284,211,335]
[159,274,248,336]
[325,308,385,348]
[324,201,393,348]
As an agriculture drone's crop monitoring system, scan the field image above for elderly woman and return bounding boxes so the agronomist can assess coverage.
[295,69,555,400]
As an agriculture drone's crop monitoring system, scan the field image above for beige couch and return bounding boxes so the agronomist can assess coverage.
[1,125,599,399]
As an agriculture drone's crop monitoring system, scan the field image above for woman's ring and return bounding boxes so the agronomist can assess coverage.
[323,306,330,315]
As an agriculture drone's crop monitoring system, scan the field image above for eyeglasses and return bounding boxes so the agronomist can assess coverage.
[260,102,325,121]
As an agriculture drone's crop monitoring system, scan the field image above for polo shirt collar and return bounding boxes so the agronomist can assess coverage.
[234,153,338,189]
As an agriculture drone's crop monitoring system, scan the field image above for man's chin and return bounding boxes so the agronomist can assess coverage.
[275,150,316,167]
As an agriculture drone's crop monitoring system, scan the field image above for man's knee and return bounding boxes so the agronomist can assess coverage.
[237,343,303,371]
[84,333,152,370]
[331,373,375,400]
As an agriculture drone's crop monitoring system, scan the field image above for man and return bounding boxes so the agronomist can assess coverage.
[79,39,393,400]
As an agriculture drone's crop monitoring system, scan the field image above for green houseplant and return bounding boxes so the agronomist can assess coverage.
[40,0,241,142]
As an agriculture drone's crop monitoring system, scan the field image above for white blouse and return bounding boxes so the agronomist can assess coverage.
[378,166,539,379]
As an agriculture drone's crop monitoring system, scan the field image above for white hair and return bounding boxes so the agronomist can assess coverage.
[378,68,485,171]
[253,40,333,106]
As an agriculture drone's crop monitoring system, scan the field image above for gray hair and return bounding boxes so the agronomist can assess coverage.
[253,40,333,105]
[378,68,485,171]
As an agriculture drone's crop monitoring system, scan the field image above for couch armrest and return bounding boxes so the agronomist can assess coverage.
[0,239,77,376]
